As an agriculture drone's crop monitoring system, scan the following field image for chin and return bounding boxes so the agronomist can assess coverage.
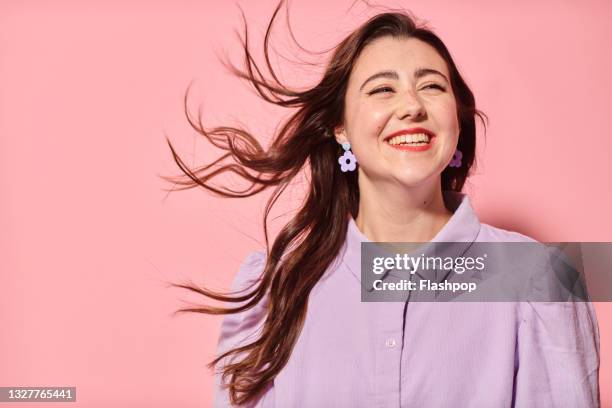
[392,171,439,187]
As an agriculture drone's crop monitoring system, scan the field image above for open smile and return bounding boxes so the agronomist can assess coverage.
[385,137,434,152]
[383,128,436,152]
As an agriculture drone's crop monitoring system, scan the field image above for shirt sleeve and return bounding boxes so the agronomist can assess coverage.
[514,300,601,407]
[212,250,274,408]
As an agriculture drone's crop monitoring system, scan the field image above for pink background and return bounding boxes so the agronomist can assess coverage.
[1,1,610,406]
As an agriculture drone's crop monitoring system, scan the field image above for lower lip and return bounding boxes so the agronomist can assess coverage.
[385,137,435,152]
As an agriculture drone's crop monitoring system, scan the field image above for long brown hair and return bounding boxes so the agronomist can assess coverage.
[164,1,487,405]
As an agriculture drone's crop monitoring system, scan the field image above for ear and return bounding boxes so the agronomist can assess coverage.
[333,126,346,144]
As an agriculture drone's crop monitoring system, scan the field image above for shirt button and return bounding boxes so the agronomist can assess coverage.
[385,338,397,348]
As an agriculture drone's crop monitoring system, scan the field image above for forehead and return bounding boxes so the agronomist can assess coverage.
[350,36,448,81]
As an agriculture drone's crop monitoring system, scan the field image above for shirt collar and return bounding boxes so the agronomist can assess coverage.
[341,191,482,286]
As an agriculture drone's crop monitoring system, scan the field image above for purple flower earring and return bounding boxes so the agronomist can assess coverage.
[449,148,462,168]
[338,141,357,172]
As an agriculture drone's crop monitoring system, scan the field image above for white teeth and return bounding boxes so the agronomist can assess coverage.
[387,133,431,145]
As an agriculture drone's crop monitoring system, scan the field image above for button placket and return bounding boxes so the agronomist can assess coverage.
[371,301,404,408]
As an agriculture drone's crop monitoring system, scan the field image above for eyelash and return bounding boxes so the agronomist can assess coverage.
[368,84,445,95]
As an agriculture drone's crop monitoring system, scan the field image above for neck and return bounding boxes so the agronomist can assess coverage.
[354,173,453,243]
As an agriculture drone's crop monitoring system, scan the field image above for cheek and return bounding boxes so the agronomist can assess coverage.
[345,106,390,167]
[441,100,460,129]
[429,103,461,142]
[370,111,390,136]
[351,104,391,137]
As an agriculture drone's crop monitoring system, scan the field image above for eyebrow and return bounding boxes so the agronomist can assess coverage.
[358,68,449,91]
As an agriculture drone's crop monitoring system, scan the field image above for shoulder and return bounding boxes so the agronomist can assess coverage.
[477,222,539,243]
[230,250,267,292]
[477,222,551,285]
[218,250,269,345]
[476,224,551,298]
[213,250,271,407]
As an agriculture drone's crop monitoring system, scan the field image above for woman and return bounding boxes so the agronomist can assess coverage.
[166,2,600,407]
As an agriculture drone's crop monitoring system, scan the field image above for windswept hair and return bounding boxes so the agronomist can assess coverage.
[163,1,487,405]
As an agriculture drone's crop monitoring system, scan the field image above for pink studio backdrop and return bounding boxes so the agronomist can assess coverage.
[1,1,610,407]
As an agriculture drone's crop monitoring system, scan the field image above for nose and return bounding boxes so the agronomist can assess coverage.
[395,91,426,120]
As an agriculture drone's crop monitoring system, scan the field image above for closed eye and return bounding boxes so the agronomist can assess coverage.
[424,84,445,91]
[367,86,394,95]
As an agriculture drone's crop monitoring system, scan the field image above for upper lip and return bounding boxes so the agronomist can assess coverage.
[384,127,436,142]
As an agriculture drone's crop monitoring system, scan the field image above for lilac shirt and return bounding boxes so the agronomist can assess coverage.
[213,192,600,407]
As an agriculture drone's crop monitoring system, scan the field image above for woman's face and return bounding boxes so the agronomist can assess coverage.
[336,36,460,188]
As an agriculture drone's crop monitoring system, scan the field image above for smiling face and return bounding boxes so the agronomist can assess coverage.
[335,36,461,188]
